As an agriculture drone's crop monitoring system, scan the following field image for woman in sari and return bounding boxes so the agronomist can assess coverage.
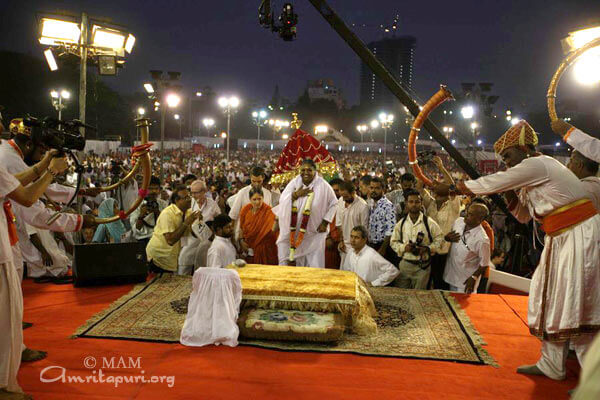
[92,198,128,243]
[238,188,279,265]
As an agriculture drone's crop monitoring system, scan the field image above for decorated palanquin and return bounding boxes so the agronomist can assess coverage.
[229,264,377,341]
[269,115,339,185]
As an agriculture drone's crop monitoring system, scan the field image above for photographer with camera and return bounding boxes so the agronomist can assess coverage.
[390,189,444,289]
[0,119,97,283]
[130,176,167,246]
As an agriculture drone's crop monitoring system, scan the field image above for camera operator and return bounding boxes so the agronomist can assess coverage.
[0,119,97,283]
[129,176,167,246]
[390,189,443,289]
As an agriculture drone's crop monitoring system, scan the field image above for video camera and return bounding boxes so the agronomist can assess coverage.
[24,116,89,152]
[259,1,298,41]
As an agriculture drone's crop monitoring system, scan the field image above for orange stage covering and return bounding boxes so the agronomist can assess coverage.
[20,279,580,399]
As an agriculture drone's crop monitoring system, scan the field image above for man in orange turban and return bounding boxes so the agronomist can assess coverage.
[434,120,600,384]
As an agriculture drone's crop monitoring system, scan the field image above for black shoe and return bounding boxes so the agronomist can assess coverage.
[33,276,53,284]
[23,322,33,329]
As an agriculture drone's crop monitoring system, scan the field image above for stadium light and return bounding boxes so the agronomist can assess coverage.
[563,25,600,85]
[44,49,58,71]
[166,93,181,108]
[461,106,474,119]
[39,18,81,45]
[143,83,154,93]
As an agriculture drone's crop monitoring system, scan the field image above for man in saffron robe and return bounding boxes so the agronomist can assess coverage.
[434,120,600,381]
[273,159,338,268]
[238,187,278,265]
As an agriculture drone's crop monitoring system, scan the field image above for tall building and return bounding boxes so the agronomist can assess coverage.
[360,36,416,109]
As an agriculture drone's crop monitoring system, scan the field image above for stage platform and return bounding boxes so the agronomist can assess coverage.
[19,278,580,399]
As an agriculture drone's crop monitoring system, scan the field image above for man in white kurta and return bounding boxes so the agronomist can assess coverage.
[336,181,370,263]
[443,205,491,293]
[273,160,338,268]
[179,180,221,274]
[567,150,600,211]
[341,226,399,286]
[206,215,237,269]
[436,121,600,380]
[0,164,24,395]
[21,226,71,278]
[228,166,272,231]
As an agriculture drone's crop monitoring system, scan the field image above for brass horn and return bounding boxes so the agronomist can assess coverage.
[94,118,153,224]
[547,36,600,122]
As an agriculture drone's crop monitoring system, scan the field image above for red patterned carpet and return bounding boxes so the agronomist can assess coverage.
[18,278,580,399]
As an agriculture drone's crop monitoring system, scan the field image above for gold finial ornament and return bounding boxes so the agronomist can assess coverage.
[290,112,302,129]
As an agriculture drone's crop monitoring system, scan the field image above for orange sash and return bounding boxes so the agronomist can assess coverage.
[3,201,18,246]
[540,199,597,236]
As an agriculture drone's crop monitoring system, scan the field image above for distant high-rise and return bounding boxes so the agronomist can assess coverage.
[360,36,416,109]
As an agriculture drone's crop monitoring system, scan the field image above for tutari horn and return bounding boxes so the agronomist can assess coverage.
[408,85,454,187]
[547,36,600,122]
[94,118,153,224]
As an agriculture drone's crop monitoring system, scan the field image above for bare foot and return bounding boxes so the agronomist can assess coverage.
[21,348,47,362]
[0,389,33,399]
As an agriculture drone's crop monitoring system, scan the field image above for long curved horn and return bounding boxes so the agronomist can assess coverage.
[94,118,152,224]
[547,36,600,122]
[408,85,454,187]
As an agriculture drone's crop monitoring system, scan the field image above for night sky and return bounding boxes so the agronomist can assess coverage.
[1,0,600,115]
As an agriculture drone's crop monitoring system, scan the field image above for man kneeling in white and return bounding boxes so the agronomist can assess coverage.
[443,202,491,293]
[206,214,237,268]
[341,225,399,286]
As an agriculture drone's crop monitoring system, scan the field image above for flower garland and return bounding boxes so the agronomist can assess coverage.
[289,191,315,262]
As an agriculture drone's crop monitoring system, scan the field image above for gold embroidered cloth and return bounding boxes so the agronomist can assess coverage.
[229,264,377,335]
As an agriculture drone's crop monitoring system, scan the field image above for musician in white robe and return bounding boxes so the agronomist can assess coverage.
[21,225,70,278]
[552,119,600,162]
[435,120,600,381]
[273,159,338,268]
[0,128,96,280]
[566,150,600,211]
[341,225,399,286]
[0,151,69,397]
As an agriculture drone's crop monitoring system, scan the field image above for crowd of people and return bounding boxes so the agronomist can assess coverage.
[1,115,600,398]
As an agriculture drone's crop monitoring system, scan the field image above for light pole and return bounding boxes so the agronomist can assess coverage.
[144,71,182,184]
[269,119,289,139]
[136,107,145,142]
[50,89,70,121]
[202,118,215,138]
[252,109,268,159]
[356,124,368,143]
[470,122,479,163]
[174,114,183,148]
[218,96,240,163]
[378,112,394,165]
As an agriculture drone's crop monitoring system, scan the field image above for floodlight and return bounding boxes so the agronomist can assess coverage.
[44,49,58,71]
[39,18,80,45]
[92,25,126,50]
[166,93,181,108]
[125,34,136,53]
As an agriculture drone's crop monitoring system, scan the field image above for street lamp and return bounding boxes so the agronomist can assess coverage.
[137,107,145,116]
[218,96,240,163]
[378,112,394,165]
[50,89,70,121]
[252,109,268,158]
[202,118,215,137]
[356,124,368,142]
[470,121,479,161]
[461,106,474,119]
